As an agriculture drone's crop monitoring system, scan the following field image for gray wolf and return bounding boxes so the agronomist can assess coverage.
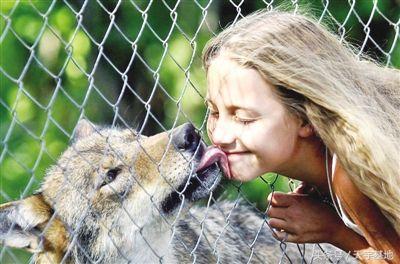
[0,121,354,263]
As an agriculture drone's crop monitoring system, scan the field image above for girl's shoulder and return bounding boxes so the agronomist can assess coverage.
[332,160,376,226]
[332,160,400,248]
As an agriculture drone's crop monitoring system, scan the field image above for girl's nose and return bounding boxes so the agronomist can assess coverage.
[208,118,235,147]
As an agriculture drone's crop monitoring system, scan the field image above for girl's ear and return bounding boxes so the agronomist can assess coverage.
[298,123,314,138]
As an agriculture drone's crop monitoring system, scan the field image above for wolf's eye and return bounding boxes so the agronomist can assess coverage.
[101,168,121,187]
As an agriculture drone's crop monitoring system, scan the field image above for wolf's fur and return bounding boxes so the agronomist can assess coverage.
[1,121,354,263]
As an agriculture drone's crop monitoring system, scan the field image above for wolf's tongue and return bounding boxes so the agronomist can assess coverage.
[196,146,231,179]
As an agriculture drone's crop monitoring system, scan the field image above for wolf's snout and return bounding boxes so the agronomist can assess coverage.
[172,123,200,152]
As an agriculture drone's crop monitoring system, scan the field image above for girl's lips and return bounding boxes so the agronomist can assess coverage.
[226,151,250,155]
[196,146,232,179]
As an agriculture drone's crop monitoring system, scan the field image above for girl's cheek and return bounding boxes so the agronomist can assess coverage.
[240,123,265,147]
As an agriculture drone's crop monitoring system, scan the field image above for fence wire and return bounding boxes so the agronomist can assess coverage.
[0,0,399,263]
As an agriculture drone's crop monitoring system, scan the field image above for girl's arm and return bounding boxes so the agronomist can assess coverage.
[332,163,400,263]
[332,221,393,263]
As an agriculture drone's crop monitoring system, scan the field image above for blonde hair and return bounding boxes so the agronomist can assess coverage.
[203,10,400,235]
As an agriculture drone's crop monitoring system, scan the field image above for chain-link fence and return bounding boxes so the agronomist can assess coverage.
[1,0,399,263]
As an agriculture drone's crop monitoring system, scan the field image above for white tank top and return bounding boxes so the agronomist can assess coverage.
[327,154,364,237]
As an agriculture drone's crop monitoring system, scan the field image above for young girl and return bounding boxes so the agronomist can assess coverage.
[201,10,400,263]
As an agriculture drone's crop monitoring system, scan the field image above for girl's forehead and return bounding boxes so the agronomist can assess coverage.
[207,55,241,82]
[206,56,277,107]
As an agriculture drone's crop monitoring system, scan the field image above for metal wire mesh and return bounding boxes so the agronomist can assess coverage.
[1,0,398,263]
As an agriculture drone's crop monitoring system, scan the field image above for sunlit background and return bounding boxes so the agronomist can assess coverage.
[1,0,399,262]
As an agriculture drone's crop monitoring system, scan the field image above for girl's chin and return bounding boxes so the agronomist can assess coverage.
[227,153,260,181]
[229,167,259,182]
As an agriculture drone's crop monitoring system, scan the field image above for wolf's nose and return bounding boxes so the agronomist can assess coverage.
[172,123,201,152]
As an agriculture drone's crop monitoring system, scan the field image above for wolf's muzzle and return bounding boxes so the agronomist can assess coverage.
[161,123,220,214]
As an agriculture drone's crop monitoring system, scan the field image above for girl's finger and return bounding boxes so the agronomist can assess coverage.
[293,182,308,194]
[266,206,288,219]
[293,182,317,195]
[271,229,296,243]
[267,192,292,207]
[268,217,287,230]
[267,218,296,234]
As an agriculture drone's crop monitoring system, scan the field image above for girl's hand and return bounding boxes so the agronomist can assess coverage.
[266,191,343,244]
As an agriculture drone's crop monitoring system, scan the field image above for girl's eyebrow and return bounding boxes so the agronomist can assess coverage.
[227,104,258,113]
[205,98,260,114]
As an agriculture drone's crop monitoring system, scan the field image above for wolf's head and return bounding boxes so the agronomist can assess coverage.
[0,121,222,263]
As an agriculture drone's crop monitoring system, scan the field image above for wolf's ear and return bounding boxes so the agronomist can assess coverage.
[0,194,51,252]
[74,119,96,140]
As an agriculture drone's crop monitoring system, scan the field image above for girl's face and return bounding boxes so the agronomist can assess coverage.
[206,55,306,181]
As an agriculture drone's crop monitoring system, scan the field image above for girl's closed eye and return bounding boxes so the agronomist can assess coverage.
[233,109,261,125]
[233,115,257,125]
[209,109,219,118]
